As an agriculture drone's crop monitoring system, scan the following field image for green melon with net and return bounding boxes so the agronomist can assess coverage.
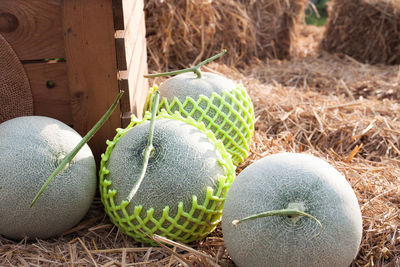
[144,51,255,166]
[99,110,235,244]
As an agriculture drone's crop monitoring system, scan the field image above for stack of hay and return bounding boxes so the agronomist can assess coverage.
[144,0,307,70]
[322,0,400,65]
[240,0,308,60]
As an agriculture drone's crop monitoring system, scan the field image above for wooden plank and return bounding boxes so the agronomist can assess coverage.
[0,0,65,60]
[121,0,144,71]
[126,30,148,119]
[24,62,73,125]
[63,0,121,162]
[118,0,149,118]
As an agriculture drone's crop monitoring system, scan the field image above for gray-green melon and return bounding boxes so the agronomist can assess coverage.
[0,116,97,240]
[158,72,237,101]
[222,153,363,267]
[99,114,235,244]
[146,71,255,166]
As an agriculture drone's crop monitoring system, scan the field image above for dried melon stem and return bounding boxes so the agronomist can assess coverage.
[144,50,227,79]
[126,91,160,203]
[30,91,125,207]
[232,202,323,238]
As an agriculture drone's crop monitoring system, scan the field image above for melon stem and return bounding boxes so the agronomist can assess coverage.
[144,49,227,79]
[126,91,160,203]
[232,208,323,238]
[30,91,125,208]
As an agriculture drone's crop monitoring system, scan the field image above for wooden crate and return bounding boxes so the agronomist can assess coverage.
[0,0,149,161]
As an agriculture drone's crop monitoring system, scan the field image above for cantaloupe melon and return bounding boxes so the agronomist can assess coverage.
[144,52,255,166]
[222,153,363,267]
[0,116,96,240]
[156,71,237,101]
[99,111,235,244]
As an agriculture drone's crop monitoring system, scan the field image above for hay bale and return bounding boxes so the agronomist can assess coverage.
[322,0,400,65]
[145,0,254,70]
[144,0,308,70]
[240,0,308,60]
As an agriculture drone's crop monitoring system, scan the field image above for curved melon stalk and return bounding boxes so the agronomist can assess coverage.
[232,202,323,238]
[30,91,125,207]
[144,49,227,79]
[125,91,159,203]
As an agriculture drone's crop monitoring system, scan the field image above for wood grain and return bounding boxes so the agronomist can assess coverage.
[0,0,65,60]
[24,62,73,125]
[63,0,121,162]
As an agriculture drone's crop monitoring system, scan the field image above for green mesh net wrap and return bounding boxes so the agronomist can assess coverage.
[99,110,236,245]
[144,84,255,166]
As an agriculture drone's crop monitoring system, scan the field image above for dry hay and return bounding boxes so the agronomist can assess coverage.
[2,54,399,266]
[211,60,400,267]
[292,24,326,58]
[144,0,307,71]
[247,52,400,101]
[237,0,308,60]
[322,0,400,65]
[145,0,254,70]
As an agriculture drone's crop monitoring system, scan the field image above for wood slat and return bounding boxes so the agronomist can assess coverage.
[24,62,73,125]
[0,0,65,60]
[63,0,121,162]
[122,0,145,72]
[126,29,148,119]
[115,0,149,118]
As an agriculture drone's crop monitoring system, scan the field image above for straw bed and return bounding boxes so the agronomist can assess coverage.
[322,0,400,65]
[2,49,399,265]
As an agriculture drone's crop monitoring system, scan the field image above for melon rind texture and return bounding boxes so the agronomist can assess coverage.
[99,110,236,245]
[144,84,255,166]
[222,153,363,267]
[0,116,96,240]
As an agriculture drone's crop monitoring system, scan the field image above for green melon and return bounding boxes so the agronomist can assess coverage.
[0,116,96,240]
[156,71,237,101]
[99,111,235,244]
[145,72,254,166]
[222,153,363,267]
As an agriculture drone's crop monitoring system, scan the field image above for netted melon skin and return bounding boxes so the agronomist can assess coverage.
[222,153,363,267]
[144,84,255,166]
[99,111,236,245]
[0,116,96,240]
